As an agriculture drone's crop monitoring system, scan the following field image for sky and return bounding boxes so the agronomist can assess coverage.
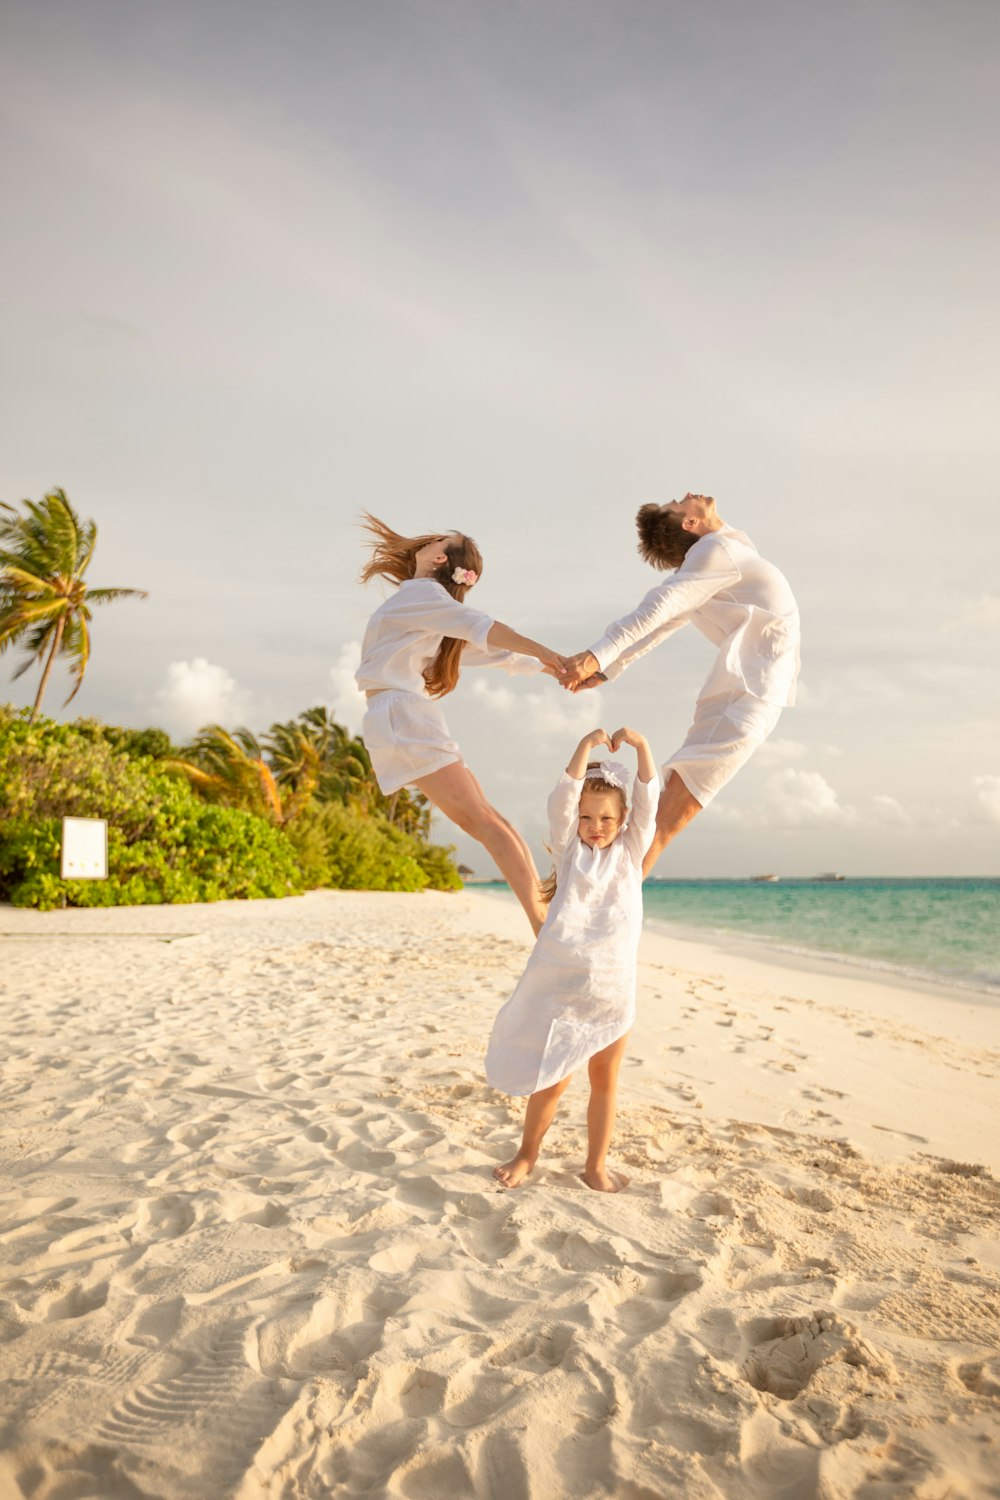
[1,0,998,877]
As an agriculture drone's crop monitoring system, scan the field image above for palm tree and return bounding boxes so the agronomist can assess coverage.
[290,705,432,834]
[0,489,147,721]
[293,708,383,816]
[166,726,293,825]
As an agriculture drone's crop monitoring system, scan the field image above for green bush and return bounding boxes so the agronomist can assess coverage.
[411,839,463,891]
[0,704,463,906]
[0,707,302,909]
[286,801,460,893]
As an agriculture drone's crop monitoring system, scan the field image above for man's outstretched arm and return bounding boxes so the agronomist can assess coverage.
[562,541,739,689]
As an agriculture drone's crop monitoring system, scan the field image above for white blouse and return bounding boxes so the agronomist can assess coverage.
[356,578,542,696]
[588,526,800,707]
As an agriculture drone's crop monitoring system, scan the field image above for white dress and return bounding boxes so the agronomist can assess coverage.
[356,578,541,795]
[485,771,659,1096]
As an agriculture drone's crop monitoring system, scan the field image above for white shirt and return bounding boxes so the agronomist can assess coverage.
[356,578,541,696]
[588,526,800,707]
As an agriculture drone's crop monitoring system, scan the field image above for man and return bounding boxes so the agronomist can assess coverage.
[562,494,800,876]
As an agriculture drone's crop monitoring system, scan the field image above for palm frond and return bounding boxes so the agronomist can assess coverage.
[62,614,91,703]
[0,601,65,647]
[0,563,58,595]
[84,586,149,605]
[161,758,229,794]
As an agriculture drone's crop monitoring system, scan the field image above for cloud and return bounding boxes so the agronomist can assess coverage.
[151,657,250,737]
[974,775,1000,823]
[754,737,809,766]
[716,769,922,831]
[469,676,598,741]
[713,767,859,829]
[945,595,1000,632]
[329,641,366,736]
[869,794,912,826]
[765,769,859,827]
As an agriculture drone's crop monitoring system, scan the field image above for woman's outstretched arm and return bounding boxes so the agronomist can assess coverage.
[487,621,566,677]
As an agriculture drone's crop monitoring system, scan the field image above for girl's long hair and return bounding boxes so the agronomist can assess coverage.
[359,513,484,697]
[539,763,629,904]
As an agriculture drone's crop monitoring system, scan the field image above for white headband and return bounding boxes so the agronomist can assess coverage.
[585,760,630,792]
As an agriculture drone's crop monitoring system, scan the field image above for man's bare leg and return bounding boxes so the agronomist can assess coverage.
[641,771,704,877]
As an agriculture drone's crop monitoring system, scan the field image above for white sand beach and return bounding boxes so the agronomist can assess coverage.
[1,888,998,1500]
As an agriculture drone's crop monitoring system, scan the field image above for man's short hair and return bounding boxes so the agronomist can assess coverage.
[636,504,702,571]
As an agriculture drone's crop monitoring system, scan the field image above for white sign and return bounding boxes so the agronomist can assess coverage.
[61,817,108,880]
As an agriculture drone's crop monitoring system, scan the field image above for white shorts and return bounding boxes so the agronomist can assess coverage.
[361,691,463,795]
[664,692,782,807]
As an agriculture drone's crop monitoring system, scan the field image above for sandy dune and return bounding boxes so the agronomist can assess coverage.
[1,889,997,1499]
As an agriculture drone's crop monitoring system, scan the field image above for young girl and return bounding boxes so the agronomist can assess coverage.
[486,726,658,1192]
[356,514,565,934]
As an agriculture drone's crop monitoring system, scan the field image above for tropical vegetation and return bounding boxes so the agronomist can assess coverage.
[0,701,462,910]
[0,490,147,721]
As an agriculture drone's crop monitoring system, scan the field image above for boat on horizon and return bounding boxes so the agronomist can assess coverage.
[750,874,780,882]
[813,872,846,882]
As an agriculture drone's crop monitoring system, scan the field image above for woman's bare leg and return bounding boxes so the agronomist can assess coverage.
[583,1034,630,1192]
[464,767,540,889]
[494,1074,573,1188]
[416,760,546,933]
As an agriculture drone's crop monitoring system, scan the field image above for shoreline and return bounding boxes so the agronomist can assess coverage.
[467,879,1000,1008]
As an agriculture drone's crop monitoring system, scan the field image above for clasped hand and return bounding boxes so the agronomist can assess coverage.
[539,651,604,692]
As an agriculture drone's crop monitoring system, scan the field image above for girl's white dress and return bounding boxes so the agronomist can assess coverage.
[486,770,659,1096]
[356,578,540,794]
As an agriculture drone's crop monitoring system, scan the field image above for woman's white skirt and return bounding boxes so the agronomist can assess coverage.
[362,690,463,795]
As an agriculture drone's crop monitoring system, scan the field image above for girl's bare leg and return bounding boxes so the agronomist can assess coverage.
[494,1075,572,1188]
[583,1034,630,1192]
[416,760,546,934]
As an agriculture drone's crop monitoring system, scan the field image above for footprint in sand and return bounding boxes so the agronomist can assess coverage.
[489,1322,576,1373]
[132,1194,196,1241]
[397,1446,474,1500]
[37,1278,110,1322]
[956,1357,1000,1397]
[742,1311,895,1400]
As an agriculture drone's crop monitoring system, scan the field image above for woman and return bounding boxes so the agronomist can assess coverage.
[356,514,564,933]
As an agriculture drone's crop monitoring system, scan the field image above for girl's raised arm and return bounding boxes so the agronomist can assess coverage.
[612,726,657,784]
[611,728,660,865]
[566,728,612,778]
[546,729,611,853]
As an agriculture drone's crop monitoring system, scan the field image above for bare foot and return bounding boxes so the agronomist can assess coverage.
[493,1152,535,1188]
[581,1165,626,1193]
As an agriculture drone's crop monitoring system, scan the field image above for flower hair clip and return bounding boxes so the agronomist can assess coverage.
[452,567,478,587]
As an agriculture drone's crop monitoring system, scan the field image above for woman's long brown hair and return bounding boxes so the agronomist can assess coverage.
[359,513,484,697]
[538,764,629,904]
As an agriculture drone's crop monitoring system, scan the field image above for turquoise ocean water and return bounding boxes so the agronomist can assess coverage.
[476,878,1000,1000]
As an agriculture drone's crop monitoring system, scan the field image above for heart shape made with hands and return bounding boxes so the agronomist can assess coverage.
[590,728,633,753]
